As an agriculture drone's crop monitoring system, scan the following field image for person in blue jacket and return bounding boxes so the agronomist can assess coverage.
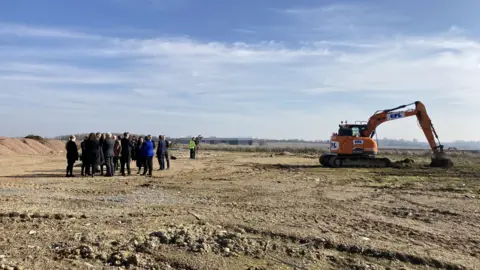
[141,135,155,176]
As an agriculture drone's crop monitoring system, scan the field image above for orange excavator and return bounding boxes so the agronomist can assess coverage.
[320,101,453,168]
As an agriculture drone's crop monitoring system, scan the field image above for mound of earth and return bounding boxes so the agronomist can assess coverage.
[0,137,66,156]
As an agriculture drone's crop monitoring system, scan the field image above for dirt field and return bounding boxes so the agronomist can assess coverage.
[0,149,479,270]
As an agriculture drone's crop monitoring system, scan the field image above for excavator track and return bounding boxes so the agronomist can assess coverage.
[320,154,391,168]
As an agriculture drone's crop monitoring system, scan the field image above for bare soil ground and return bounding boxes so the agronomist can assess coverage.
[0,149,479,270]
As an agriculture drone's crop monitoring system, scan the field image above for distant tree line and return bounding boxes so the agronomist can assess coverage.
[52,134,480,150]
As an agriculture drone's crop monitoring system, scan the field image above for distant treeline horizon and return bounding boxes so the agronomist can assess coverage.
[48,133,480,150]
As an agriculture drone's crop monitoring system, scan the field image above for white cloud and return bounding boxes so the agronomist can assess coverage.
[0,16,478,141]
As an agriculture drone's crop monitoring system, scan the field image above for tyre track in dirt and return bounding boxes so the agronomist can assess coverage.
[218,223,468,269]
[208,162,479,268]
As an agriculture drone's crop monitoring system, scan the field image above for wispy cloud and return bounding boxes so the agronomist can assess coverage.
[233,29,256,34]
[0,22,98,39]
[278,3,409,37]
[0,2,479,141]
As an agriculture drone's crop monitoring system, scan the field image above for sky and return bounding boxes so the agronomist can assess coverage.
[0,0,479,141]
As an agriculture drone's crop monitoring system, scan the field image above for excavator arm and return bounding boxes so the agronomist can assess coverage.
[360,101,452,167]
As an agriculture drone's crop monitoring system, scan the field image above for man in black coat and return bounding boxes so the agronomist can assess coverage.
[102,133,115,177]
[65,135,79,177]
[120,132,133,176]
[85,133,99,177]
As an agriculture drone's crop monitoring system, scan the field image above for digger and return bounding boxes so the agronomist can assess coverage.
[320,101,453,168]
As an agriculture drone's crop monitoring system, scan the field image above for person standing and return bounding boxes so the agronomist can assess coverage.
[98,133,106,175]
[142,135,155,176]
[113,135,122,172]
[189,137,196,159]
[96,134,104,175]
[65,135,79,177]
[165,136,171,170]
[194,135,202,153]
[157,135,167,170]
[120,132,133,176]
[80,135,89,176]
[136,136,145,174]
[131,135,137,163]
[85,133,99,177]
[102,133,115,176]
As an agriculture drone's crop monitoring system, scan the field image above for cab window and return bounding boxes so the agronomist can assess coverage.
[352,127,360,136]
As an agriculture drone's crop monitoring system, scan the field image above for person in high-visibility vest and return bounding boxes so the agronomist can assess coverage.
[189,137,196,159]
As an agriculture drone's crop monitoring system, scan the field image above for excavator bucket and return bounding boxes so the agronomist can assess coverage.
[429,153,453,168]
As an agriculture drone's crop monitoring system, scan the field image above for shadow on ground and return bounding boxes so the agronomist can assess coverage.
[4,173,64,179]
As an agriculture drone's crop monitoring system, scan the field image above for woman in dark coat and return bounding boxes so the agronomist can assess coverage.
[85,133,99,177]
[135,136,145,174]
[131,135,137,161]
[80,135,89,176]
[65,135,79,177]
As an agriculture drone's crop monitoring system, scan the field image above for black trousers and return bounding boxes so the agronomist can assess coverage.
[157,153,165,170]
[165,152,170,169]
[120,156,131,175]
[66,158,76,176]
[144,156,153,175]
[81,160,87,175]
[104,156,114,176]
[113,156,120,171]
[190,148,195,159]
[85,161,96,176]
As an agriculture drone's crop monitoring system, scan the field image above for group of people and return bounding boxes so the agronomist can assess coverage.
[65,132,177,177]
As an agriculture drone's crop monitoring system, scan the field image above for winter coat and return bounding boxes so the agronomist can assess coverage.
[121,138,133,157]
[85,139,99,165]
[114,140,122,157]
[80,140,86,161]
[135,142,144,159]
[66,140,79,161]
[141,140,155,157]
[130,140,137,160]
[97,139,104,165]
[102,138,115,158]
[156,139,166,155]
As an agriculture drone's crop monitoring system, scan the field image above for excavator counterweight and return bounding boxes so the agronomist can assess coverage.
[320,101,453,168]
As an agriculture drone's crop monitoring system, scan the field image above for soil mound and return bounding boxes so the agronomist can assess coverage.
[0,137,66,156]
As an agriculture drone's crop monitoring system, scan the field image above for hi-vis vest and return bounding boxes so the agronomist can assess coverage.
[189,140,195,149]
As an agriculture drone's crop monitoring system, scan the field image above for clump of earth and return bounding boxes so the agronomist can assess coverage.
[144,223,266,258]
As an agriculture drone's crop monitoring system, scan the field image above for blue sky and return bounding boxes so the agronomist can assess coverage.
[0,0,479,141]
